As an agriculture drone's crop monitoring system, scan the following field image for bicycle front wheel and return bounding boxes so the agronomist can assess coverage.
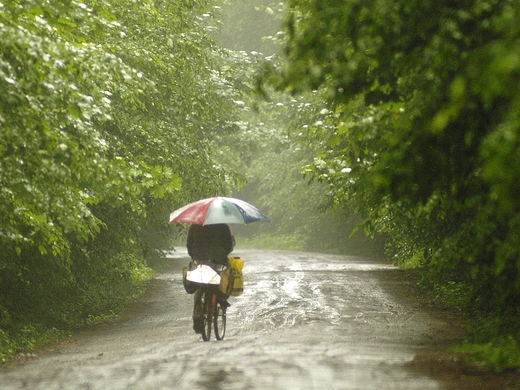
[201,290,212,341]
[214,301,226,340]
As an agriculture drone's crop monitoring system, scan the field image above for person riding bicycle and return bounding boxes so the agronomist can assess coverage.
[186,223,234,334]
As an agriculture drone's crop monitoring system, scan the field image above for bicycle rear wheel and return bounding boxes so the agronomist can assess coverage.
[201,290,212,341]
[214,301,226,340]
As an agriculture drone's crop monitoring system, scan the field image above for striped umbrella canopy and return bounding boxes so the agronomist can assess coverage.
[169,197,270,225]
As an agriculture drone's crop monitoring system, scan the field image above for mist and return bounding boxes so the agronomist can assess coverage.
[212,0,382,257]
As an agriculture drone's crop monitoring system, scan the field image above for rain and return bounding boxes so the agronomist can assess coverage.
[1,1,520,389]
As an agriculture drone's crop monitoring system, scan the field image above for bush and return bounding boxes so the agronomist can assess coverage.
[453,335,520,372]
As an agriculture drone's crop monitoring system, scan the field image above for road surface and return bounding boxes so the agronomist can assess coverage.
[1,249,517,389]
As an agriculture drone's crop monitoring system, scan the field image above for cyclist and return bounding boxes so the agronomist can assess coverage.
[186,223,234,334]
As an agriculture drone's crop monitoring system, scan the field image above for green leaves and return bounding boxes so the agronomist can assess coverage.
[0,0,240,353]
[270,0,520,334]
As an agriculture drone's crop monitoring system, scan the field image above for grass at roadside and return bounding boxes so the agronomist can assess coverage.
[0,264,153,364]
[0,325,64,363]
[397,251,520,372]
[452,335,520,372]
[412,270,520,373]
[449,313,520,372]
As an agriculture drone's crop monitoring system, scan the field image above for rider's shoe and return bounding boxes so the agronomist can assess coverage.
[219,299,231,308]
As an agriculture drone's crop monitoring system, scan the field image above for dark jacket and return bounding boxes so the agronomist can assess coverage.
[186,224,233,264]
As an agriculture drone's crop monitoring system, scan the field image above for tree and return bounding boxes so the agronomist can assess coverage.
[266,0,520,354]
[0,0,241,358]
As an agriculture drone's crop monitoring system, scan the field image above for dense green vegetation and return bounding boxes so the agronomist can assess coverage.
[0,0,240,361]
[261,0,520,371]
[228,89,383,255]
[214,1,380,256]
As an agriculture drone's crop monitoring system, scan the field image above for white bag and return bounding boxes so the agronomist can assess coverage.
[186,264,221,285]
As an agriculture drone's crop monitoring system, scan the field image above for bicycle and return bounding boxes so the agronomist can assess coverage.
[184,258,243,341]
[200,285,227,341]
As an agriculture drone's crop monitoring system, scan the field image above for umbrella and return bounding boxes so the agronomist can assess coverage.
[169,196,270,225]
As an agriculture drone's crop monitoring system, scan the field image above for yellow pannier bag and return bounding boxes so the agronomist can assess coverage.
[219,256,244,296]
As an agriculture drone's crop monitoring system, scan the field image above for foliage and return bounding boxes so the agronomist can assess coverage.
[211,4,379,255]
[453,325,520,372]
[426,281,473,310]
[216,53,377,254]
[0,324,63,363]
[234,90,379,255]
[264,0,520,368]
[0,0,240,360]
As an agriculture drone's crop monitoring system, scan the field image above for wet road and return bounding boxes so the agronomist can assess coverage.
[0,249,467,389]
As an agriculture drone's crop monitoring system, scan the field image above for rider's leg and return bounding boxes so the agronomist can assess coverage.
[192,288,204,333]
[216,289,231,308]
